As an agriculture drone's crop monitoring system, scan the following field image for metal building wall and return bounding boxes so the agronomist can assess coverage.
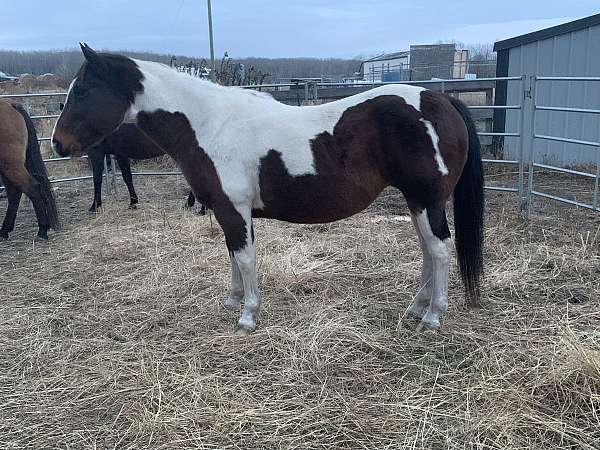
[504,23,600,165]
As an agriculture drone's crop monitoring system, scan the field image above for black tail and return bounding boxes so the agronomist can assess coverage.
[13,104,61,231]
[448,96,484,306]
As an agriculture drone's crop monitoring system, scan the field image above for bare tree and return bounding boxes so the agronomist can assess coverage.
[0,49,362,83]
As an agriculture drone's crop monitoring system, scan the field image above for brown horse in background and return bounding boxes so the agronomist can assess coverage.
[0,100,59,240]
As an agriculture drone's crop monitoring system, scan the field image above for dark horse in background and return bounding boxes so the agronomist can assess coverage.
[0,100,59,240]
[84,122,205,214]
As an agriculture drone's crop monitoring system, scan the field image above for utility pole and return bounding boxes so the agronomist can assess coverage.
[207,0,216,81]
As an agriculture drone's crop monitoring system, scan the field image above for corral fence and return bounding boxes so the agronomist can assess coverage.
[526,76,600,214]
[1,75,599,216]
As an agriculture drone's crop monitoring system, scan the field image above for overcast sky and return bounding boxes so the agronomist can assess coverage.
[2,1,599,58]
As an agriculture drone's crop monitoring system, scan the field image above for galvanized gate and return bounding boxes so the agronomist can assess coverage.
[524,75,600,214]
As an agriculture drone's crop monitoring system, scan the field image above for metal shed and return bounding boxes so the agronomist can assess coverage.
[494,13,600,166]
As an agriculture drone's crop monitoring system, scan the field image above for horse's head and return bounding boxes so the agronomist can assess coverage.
[52,43,144,157]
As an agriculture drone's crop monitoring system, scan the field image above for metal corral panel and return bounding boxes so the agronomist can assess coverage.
[503,23,600,165]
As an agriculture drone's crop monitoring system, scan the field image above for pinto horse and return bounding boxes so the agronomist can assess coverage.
[53,44,484,333]
[0,100,60,240]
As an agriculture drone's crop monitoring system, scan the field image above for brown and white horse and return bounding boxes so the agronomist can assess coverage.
[0,100,60,240]
[52,44,484,333]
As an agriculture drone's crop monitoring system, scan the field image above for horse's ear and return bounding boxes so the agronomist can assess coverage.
[80,43,107,74]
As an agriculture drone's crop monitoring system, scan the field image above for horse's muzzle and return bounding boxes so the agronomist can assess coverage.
[51,138,64,156]
[51,131,82,157]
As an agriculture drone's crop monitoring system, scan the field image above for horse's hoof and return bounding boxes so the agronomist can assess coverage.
[89,205,100,213]
[236,315,256,335]
[0,235,8,241]
[224,296,242,310]
[128,204,138,210]
[35,235,49,242]
[234,327,252,336]
[415,320,440,334]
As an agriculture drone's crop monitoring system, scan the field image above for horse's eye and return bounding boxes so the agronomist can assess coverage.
[59,102,64,111]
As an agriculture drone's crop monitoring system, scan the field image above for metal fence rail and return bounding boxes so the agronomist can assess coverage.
[526,76,600,214]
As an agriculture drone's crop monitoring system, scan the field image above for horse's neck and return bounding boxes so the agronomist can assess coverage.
[134,61,234,136]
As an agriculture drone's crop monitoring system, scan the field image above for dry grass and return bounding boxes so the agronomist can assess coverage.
[1,176,599,449]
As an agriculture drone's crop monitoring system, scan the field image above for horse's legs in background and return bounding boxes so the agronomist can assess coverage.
[409,206,452,331]
[224,252,244,309]
[88,148,105,212]
[185,191,195,208]
[116,156,138,208]
[404,212,433,320]
[184,191,207,215]
[0,179,23,240]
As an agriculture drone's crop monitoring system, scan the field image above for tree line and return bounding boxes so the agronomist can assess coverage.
[0,49,362,82]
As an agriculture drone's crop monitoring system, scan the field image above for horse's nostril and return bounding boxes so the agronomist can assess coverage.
[52,139,63,154]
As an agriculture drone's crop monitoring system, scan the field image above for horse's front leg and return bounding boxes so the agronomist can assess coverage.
[233,232,260,333]
[224,253,244,309]
[214,203,260,334]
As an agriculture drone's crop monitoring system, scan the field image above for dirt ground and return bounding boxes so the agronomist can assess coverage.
[0,166,599,449]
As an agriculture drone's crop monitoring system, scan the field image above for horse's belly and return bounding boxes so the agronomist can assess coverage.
[254,173,386,224]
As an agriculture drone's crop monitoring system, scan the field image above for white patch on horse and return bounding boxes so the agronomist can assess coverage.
[52,77,76,148]
[128,59,428,210]
[419,118,449,176]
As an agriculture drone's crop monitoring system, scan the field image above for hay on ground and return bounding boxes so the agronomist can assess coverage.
[0,175,599,449]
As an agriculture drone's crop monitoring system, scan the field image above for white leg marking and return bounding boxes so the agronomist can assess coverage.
[419,118,449,176]
[413,209,452,330]
[224,254,244,309]
[405,213,433,320]
[233,208,261,332]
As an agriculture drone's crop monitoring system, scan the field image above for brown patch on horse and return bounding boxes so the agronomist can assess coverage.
[136,109,247,251]
[418,90,468,202]
[53,46,145,156]
[255,94,466,223]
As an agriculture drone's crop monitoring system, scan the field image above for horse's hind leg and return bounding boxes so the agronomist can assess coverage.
[404,213,433,321]
[0,180,23,240]
[26,177,51,240]
[408,205,453,332]
[3,167,49,239]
